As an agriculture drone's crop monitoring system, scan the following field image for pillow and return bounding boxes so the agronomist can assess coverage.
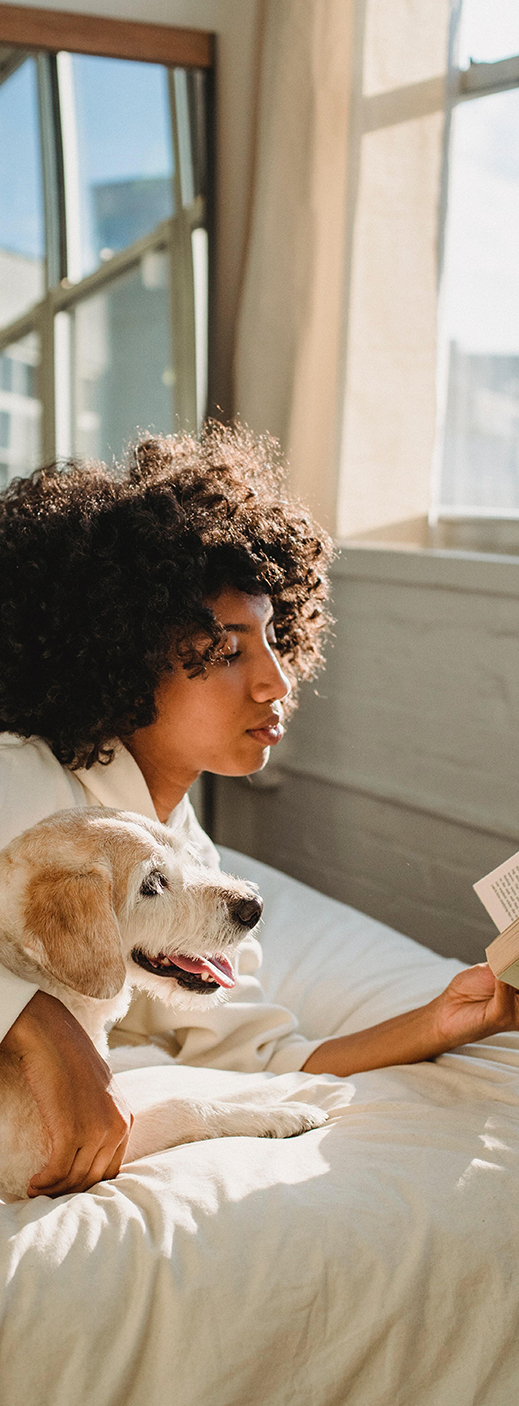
[218,847,465,1039]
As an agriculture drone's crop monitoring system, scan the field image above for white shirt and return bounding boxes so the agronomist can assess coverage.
[0,735,322,1074]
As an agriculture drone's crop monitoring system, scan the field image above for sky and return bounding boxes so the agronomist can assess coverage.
[0,59,43,260]
[72,55,173,187]
[0,54,174,264]
[458,0,519,67]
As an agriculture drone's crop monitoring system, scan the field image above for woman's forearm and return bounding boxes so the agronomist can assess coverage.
[302,964,519,1076]
[302,1000,445,1076]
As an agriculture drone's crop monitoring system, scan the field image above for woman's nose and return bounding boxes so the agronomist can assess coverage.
[252,649,291,703]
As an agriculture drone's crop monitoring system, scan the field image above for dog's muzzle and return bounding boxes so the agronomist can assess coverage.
[130,891,263,994]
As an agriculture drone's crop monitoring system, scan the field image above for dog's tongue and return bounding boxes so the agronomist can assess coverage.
[172,954,236,988]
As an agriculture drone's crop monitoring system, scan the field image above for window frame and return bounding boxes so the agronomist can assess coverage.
[0,3,213,69]
[0,3,214,464]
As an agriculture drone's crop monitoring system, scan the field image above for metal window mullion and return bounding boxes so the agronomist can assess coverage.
[0,51,26,88]
[457,53,519,103]
[52,223,172,313]
[36,52,66,463]
[39,295,56,463]
[168,70,197,433]
[37,53,67,290]
[167,214,197,432]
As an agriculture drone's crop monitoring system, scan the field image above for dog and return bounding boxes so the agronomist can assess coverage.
[0,808,326,1197]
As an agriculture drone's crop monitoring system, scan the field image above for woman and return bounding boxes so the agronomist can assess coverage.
[0,423,517,1200]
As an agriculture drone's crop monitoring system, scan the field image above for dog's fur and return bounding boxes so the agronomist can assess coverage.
[0,808,325,1197]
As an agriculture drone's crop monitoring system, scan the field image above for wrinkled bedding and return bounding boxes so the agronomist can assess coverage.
[1,848,518,1406]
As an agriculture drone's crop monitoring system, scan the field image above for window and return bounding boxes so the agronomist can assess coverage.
[434,0,519,519]
[0,26,210,482]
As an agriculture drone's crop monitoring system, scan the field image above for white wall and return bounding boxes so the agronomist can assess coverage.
[13,0,261,418]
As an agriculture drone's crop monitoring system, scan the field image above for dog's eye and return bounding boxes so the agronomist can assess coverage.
[140,870,169,897]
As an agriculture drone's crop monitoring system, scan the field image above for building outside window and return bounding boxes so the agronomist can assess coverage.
[0,43,209,485]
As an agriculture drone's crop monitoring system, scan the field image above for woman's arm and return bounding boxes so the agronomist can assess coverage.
[303,963,519,1076]
[1,992,133,1196]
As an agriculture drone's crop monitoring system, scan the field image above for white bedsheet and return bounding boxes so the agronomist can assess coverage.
[1,849,518,1406]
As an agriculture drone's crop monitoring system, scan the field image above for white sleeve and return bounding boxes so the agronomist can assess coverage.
[117,932,325,1074]
[0,968,39,1042]
[0,735,83,1040]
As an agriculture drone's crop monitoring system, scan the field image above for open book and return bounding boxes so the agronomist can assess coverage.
[474,853,519,989]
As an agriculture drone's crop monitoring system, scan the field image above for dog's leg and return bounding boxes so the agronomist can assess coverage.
[0,1054,50,1199]
[115,1065,327,1161]
[124,1096,327,1161]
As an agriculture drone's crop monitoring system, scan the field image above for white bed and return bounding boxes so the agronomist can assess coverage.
[1,847,518,1406]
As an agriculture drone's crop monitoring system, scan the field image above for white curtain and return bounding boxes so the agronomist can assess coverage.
[234,0,354,531]
[234,0,451,539]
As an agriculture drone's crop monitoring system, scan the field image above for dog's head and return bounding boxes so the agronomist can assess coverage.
[0,808,262,1008]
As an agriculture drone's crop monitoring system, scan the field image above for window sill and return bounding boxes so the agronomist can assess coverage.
[334,516,519,597]
[340,514,519,557]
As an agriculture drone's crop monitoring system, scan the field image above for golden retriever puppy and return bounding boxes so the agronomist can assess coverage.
[0,809,326,1197]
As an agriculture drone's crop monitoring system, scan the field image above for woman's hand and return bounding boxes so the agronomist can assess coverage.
[431,962,519,1050]
[1,991,133,1197]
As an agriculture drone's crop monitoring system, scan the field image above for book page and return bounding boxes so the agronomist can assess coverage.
[474,850,519,932]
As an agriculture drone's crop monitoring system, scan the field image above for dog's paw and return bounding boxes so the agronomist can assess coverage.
[258,1102,328,1139]
[218,1101,328,1140]
[201,1099,328,1141]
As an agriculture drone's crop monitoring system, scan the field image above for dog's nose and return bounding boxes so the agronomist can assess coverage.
[227,894,263,929]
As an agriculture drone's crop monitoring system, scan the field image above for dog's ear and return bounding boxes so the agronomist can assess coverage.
[23,864,127,999]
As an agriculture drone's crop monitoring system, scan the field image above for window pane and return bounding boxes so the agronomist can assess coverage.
[62,55,175,282]
[0,333,41,484]
[438,89,519,513]
[0,58,44,326]
[70,255,173,461]
[458,0,519,67]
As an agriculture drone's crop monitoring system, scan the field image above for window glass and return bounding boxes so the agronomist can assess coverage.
[438,88,519,513]
[69,254,173,461]
[0,332,41,484]
[458,0,519,68]
[62,55,175,282]
[0,49,208,477]
[0,59,45,326]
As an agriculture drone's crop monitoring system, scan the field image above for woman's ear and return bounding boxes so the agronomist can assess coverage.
[23,864,127,999]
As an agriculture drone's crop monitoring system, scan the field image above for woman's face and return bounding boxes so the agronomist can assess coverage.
[152,588,291,778]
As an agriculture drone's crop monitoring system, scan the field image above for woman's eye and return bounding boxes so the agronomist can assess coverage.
[222,649,241,664]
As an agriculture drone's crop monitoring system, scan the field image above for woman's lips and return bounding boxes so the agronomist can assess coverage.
[246,720,284,746]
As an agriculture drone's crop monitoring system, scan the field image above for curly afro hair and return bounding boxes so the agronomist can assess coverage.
[0,422,333,770]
